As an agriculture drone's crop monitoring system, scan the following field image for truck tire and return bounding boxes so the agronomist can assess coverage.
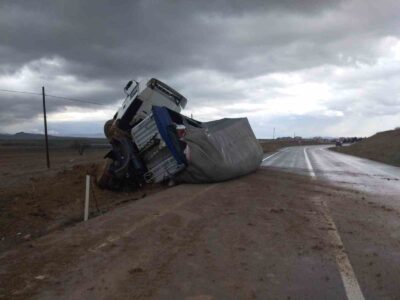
[104,119,114,140]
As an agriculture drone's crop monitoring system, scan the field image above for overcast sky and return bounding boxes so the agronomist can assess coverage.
[0,0,399,138]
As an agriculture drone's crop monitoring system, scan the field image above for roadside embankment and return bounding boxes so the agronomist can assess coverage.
[259,139,331,153]
[331,129,400,167]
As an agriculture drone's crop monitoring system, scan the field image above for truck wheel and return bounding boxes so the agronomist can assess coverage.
[104,119,114,139]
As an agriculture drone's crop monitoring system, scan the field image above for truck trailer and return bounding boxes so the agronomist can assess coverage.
[97,78,262,190]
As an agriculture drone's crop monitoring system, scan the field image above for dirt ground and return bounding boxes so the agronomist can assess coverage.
[1,146,400,299]
[1,166,399,299]
[0,147,164,252]
[0,147,106,188]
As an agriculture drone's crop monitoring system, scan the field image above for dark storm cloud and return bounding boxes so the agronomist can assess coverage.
[0,0,345,79]
[0,0,400,135]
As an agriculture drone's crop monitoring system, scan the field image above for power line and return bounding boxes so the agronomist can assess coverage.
[0,88,109,106]
[0,88,41,96]
[46,94,105,106]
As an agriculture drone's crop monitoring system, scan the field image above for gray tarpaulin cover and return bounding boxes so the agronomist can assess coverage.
[177,118,263,183]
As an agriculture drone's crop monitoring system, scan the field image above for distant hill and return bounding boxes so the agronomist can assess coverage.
[0,132,108,149]
[0,132,59,140]
[332,128,400,167]
[0,132,105,141]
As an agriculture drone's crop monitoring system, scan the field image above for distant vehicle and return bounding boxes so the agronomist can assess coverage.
[335,140,343,147]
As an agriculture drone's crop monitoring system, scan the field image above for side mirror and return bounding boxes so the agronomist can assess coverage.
[124,81,133,94]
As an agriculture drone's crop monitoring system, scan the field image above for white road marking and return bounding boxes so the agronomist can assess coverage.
[322,146,400,181]
[262,151,280,162]
[303,147,316,177]
[307,147,365,300]
[318,199,366,300]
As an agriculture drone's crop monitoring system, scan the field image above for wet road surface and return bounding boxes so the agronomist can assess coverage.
[262,145,400,197]
[263,145,400,299]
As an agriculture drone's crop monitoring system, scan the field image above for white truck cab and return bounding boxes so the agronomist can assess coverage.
[99,78,189,189]
[115,78,187,128]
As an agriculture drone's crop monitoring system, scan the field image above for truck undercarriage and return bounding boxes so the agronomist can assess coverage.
[97,78,262,190]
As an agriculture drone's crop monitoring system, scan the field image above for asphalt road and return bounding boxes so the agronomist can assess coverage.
[262,144,400,198]
[262,145,400,299]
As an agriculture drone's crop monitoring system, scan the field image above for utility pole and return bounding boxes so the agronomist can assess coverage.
[42,86,50,169]
[273,127,275,140]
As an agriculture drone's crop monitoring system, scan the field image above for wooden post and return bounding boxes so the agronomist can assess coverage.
[84,175,90,221]
[42,86,50,169]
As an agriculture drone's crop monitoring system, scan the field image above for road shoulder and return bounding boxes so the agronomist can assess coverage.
[1,168,399,299]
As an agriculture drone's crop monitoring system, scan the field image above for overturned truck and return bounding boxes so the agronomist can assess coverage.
[97,78,263,189]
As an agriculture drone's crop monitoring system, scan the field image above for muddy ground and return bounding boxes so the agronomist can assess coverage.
[0,163,163,253]
[1,166,399,299]
[0,147,165,253]
[0,147,106,188]
[1,146,400,299]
